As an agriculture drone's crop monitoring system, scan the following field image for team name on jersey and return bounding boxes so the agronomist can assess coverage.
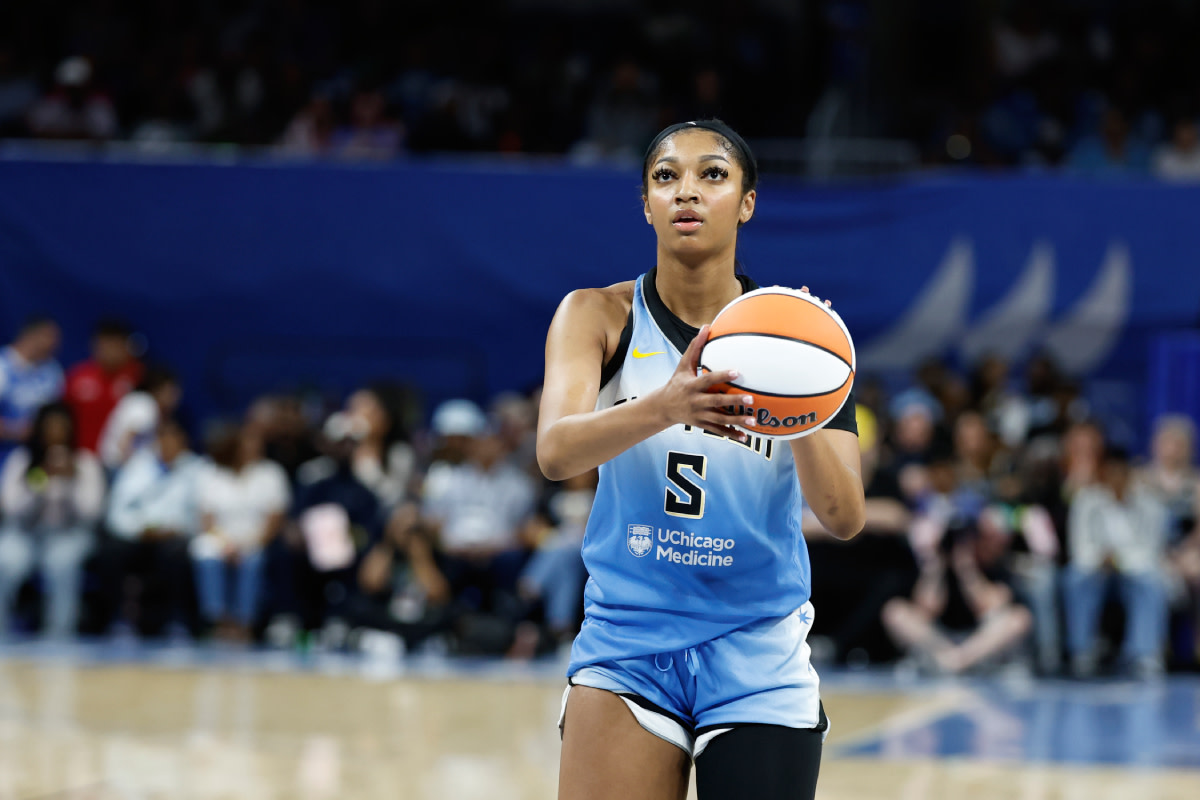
[613,396,774,461]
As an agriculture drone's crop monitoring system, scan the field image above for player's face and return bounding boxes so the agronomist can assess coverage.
[643,131,755,255]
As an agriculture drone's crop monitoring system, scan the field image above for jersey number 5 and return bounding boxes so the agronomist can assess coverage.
[665,451,707,519]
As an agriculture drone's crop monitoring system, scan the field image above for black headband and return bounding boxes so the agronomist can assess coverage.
[643,119,758,186]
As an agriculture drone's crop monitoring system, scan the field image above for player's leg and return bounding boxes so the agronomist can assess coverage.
[559,686,690,800]
[694,724,822,800]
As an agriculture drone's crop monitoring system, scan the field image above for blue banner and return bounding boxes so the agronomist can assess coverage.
[1,158,1198,434]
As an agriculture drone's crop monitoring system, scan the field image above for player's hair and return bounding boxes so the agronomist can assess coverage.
[642,119,758,199]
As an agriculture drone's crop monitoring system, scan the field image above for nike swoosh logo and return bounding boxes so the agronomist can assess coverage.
[632,348,665,359]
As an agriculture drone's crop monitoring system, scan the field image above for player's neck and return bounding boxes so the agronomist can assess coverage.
[654,252,742,328]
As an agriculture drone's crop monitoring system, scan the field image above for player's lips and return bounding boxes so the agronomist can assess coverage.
[672,210,704,232]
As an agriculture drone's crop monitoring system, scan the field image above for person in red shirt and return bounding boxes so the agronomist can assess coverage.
[64,320,143,453]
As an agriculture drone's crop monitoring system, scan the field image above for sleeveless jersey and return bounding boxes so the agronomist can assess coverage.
[569,272,813,672]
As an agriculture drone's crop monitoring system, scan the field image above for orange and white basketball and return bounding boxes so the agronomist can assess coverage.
[700,287,856,440]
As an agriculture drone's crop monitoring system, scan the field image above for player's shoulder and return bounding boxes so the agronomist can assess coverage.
[556,280,636,332]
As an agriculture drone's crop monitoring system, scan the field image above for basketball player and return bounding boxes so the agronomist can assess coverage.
[538,120,866,800]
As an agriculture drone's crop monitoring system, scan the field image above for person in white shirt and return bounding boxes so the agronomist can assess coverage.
[100,417,202,636]
[1063,445,1170,678]
[190,421,290,640]
[98,366,181,472]
[408,422,536,624]
[0,403,104,637]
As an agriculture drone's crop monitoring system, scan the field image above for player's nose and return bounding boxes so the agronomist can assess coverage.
[675,171,701,203]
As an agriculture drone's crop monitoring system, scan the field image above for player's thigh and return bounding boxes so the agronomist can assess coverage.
[559,686,690,800]
[694,725,822,800]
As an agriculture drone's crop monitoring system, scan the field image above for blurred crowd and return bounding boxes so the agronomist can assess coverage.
[1,1,1200,177]
[1,314,1198,679]
[810,359,1200,679]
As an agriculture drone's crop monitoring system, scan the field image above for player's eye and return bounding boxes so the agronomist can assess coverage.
[702,166,730,180]
[652,167,676,182]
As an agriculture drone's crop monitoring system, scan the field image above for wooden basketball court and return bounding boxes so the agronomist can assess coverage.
[0,643,1197,799]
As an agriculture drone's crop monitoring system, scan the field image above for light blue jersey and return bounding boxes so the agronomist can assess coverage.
[569,272,813,674]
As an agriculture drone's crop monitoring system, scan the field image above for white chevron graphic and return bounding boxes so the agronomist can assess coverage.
[859,237,1131,375]
[858,237,973,372]
[958,240,1055,365]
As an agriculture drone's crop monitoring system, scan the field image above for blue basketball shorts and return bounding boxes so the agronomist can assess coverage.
[560,601,827,758]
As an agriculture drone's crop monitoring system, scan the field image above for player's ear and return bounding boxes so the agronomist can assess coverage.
[740,190,756,225]
[643,195,653,225]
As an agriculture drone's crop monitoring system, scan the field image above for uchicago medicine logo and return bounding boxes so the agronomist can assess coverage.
[627,524,653,557]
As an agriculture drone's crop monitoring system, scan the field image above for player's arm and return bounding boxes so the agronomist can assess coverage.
[537,289,750,482]
[790,430,866,540]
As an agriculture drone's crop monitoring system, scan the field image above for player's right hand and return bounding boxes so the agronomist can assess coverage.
[652,324,756,441]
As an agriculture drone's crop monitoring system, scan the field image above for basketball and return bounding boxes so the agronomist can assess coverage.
[700,287,856,440]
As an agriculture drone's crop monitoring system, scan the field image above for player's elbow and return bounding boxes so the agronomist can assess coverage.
[822,500,866,541]
[536,437,573,482]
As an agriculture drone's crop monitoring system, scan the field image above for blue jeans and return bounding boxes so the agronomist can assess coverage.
[521,541,586,630]
[0,525,93,637]
[1062,566,1167,661]
[193,551,265,626]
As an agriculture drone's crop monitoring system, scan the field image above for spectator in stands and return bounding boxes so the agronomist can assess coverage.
[0,403,104,637]
[278,94,335,156]
[247,395,319,482]
[1063,445,1170,678]
[570,56,660,164]
[983,502,1061,674]
[98,365,181,471]
[1153,115,1200,182]
[191,421,290,641]
[954,410,998,498]
[1136,414,1200,666]
[883,444,1032,674]
[491,391,539,479]
[101,418,202,636]
[888,388,942,503]
[287,413,384,637]
[1066,107,1151,175]
[299,386,415,510]
[27,56,118,141]
[330,88,404,160]
[515,468,596,651]
[409,418,536,643]
[422,399,489,505]
[0,316,64,465]
[1060,420,1105,499]
[349,501,453,652]
[64,319,143,454]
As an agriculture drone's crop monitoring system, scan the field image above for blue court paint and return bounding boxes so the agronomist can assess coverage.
[838,678,1200,769]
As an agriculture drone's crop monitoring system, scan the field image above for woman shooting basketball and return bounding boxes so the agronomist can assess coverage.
[538,119,866,800]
